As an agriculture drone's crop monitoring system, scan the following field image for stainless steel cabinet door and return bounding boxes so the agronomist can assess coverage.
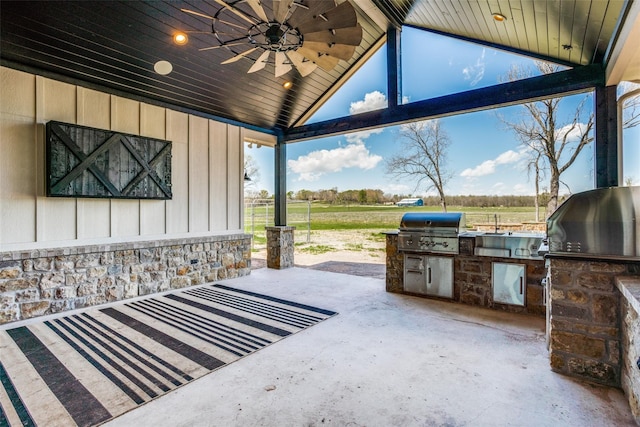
[426,256,454,298]
[492,262,525,306]
[404,255,427,294]
[403,255,454,298]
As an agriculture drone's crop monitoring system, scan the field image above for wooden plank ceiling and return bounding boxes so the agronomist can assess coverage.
[0,1,628,135]
[374,0,626,66]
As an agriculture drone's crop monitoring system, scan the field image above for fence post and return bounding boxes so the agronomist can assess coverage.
[307,200,311,243]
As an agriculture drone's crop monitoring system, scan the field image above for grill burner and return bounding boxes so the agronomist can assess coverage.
[398,213,465,255]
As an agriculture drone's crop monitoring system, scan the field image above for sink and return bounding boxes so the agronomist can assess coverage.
[474,247,510,257]
[473,232,544,259]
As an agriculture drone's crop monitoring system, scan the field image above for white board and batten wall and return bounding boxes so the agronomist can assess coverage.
[1,66,261,252]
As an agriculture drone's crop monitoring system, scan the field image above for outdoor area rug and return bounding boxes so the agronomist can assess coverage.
[0,283,337,426]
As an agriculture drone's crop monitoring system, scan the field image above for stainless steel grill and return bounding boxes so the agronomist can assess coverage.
[398,212,465,255]
[546,186,640,260]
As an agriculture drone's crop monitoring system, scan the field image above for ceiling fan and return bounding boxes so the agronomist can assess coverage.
[181,0,363,77]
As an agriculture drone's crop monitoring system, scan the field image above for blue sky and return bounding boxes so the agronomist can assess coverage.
[247,27,640,197]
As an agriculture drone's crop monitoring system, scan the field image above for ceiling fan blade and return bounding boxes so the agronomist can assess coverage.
[297,46,340,71]
[273,0,294,23]
[212,0,256,25]
[302,41,356,61]
[287,0,336,29]
[221,47,258,64]
[275,51,292,77]
[303,25,362,46]
[244,0,269,22]
[248,50,270,73]
[181,8,215,20]
[199,41,245,51]
[296,1,357,33]
[286,50,318,77]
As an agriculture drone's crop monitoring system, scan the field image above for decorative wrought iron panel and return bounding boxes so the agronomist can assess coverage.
[46,121,172,199]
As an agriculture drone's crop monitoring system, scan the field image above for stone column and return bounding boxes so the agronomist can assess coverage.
[547,257,625,387]
[266,226,295,269]
[385,232,403,292]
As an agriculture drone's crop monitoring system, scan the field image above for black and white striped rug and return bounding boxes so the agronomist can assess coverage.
[0,284,336,426]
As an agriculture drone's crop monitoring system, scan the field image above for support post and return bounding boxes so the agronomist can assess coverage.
[274,133,287,226]
[594,85,618,188]
[266,226,295,269]
[387,26,402,110]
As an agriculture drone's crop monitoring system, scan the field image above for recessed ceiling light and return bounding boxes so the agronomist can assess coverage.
[154,60,173,75]
[492,13,507,22]
[283,81,293,89]
[173,32,188,45]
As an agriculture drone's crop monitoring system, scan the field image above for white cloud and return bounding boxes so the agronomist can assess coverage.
[346,128,384,144]
[343,91,387,144]
[462,48,485,86]
[555,122,591,142]
[350,91,387,114]
[512,183,530,195]
[460,149,528,177]
[383,183,411,194]
[461,159,497,177]
[288,142,383,182]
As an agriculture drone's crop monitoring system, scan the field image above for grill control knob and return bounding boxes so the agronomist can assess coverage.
[442,241,449,247]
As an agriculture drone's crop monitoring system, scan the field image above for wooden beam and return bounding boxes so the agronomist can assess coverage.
[274,134,287,226]
[283,64,605,143]
[387,26,402,110]
[594,85,618,187]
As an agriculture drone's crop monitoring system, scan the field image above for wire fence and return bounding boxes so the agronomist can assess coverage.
[244,199,311,250]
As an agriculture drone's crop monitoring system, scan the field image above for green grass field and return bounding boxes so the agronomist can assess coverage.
[245,202,546,233]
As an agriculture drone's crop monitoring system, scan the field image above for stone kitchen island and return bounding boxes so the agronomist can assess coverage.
[385,231,546,316]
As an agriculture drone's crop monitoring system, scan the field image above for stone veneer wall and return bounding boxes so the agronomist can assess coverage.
[266,226,295,269]
[385,233,546,315]
[0,234,251,324]
[454,255,546,315]
[617,277,640,424]
[385,233,403,293]
[548,257,640,388]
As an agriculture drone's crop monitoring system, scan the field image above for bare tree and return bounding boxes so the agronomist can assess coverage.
[243,154,260,197]
[619,82,640,129]
[499,62,594,215]
[526,149,545,222]
[386,120,453,212]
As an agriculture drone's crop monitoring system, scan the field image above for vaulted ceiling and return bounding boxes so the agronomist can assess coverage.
[1,0,638,137]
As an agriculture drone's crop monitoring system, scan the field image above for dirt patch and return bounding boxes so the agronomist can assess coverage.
[251,229,388,267]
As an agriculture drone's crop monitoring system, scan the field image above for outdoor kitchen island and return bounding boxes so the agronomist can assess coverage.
[385,215,546,316]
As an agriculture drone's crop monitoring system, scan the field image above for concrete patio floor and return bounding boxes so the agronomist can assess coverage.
[103,266,635,427]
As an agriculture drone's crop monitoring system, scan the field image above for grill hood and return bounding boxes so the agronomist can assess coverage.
[546,186,640,259]
[399,212,465,232]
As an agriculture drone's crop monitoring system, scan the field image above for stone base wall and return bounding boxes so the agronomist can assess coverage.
[0,234,252,324]
[266,226,295,269]
[618,277,640,425]
[385,233,403,293]
[548,257,640,387]
[455,255,546,315]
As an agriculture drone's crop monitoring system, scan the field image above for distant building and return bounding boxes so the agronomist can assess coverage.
[396,198,424,206]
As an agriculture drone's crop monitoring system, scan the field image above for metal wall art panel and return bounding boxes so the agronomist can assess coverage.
[46,121,172,199]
